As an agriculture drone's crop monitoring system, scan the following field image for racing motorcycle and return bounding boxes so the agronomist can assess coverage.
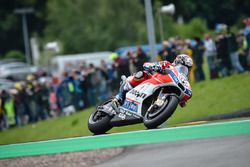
[88,64,192,134]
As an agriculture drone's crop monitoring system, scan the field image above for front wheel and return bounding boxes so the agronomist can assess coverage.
[143,95,179,129]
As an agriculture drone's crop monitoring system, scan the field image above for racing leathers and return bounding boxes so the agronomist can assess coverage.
[114,61,189,107]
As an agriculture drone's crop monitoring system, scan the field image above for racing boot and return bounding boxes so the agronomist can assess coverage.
[111,76,133,110]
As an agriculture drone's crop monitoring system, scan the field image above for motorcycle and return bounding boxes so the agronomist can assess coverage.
[88,65,192,134]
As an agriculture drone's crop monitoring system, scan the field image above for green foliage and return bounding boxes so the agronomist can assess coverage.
[176,18,208,38]
[0,73,250,144]
[160,15,178,40]
[45,0,210,53]
[153,1,208,40]
[0,0,47,56]
[45,0,148,54]
[230,15,248,33]
[1,0,250,56]
[155,15,208,40]
[167,0,250,28]
[3,50,25,61]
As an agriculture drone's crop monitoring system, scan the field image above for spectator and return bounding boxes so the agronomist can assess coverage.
[0,90,8,130]
[41,79,52,117]
[134,47,148,72]
[99,60,111,100]
[54,76,65,114]
[204,34,218,79]
[182,39,196,82]
[126,51,137,75]
[157,46,167,61]
[13,83,25,126]
[168,37,178,61]
[193,37,205,81]
[79,63,90,108]
[1,90,15,127]
[112,53,129,78]
[158,41,174,62]
[34,82,48,120]
[25,75,37,122]
[227,29,244,73]
[237,33,249,70]
[243,18,250,68]
[60,72,74,110]
[106,63,117,95]
[50,76,61,115]
[216,34,231,77]
[86,63,97,106]
[72,70,84,110]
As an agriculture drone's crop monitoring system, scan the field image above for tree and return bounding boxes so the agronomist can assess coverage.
[159,0,250,28]
[4,50,25,61]
[45,0,148,54]
[1,0,250,57]
[177,17,208,38]
[0,0,47,56]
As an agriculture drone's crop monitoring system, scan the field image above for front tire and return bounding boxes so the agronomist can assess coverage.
[143,95,179,129]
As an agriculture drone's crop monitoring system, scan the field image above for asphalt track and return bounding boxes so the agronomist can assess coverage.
[1,120,250,159]
[95,135,250,167]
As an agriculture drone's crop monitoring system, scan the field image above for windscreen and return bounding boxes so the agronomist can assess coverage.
[175,64,189,77]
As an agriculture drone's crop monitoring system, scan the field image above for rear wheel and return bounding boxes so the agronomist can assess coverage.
[143,95,179,129]
[88,100,113,134]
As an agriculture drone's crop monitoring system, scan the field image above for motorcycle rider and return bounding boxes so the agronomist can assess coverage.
[112,54,193,109]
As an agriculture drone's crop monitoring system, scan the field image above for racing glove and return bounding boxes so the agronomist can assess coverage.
[143,62,163,73]
[151,64,163,73]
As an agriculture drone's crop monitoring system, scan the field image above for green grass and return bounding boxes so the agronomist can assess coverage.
[0,73,250,145]
[167,73,250,124]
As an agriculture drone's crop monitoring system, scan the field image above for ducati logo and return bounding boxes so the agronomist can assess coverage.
[129,89,147,98]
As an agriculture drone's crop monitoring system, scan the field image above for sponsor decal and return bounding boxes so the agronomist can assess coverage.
[120,107,140,119]
[129,89,147,99]
[185,89,192,97]
[118,113,126,120]
[169,71,180,84]
[122,99,138,113]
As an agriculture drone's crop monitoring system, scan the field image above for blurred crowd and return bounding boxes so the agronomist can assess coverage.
[0,62,118,130]
[1,22,250,130]
[157,30,249,82]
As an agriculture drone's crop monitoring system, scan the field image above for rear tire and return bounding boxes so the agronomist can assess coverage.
[88,100,113,134]
[143,95,179,129]
[88,110,112,134]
